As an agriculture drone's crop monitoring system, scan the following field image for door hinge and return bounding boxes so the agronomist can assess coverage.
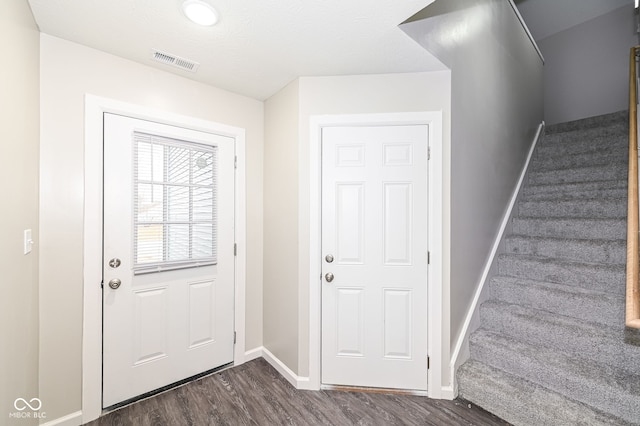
[233,331,237,344]
[234,243,237,256]
[234,156,237,169]
[100,280,104,289]
[428,146,431,160]
[428,251,431,264]
[427,356,430,369]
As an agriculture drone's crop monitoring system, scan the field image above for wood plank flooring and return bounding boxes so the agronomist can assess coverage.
[87,358,509,426]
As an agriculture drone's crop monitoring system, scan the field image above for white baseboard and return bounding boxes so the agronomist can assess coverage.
[448,121,546,386]
[243,347,263,362]
[256,347,310,389]
[40,410,82,426]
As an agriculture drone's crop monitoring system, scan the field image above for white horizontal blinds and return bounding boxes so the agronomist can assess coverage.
[133,131,217,273]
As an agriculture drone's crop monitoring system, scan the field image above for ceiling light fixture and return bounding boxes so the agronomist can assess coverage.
[182,0,219,26]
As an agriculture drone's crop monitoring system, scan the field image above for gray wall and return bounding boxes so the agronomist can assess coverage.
[538,4,637,125]
[0,2,40,424]
[401,0,544,365]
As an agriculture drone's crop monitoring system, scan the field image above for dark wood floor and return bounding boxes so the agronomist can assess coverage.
[87,358,509,426]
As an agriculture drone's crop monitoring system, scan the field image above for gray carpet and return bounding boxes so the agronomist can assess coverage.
[457,111,640,426]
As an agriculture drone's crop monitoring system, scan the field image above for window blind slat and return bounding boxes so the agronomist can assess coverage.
[133,131,218,272]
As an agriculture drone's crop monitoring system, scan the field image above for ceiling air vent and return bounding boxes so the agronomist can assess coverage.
[151,49,200,73]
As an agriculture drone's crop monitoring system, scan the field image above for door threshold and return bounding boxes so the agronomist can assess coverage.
[321,384,428,397]
[102,362,234,414]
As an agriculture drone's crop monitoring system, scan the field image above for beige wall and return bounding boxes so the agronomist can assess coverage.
[262,72,451,377]
[0,2,40,425]
[39,34,264,421]
[401,0,544,382]
[263,80,300,370]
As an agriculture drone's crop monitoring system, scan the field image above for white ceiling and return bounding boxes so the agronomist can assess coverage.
[27,0,445,100]
[515,0,631,41]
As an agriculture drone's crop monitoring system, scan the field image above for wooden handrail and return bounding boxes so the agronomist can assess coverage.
[627,46,640,329]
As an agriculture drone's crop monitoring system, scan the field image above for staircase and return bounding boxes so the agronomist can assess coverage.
[457,111,640,425]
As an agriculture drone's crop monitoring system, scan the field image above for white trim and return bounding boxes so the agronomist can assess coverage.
[507,0,545,63]
[307,112,445,396]
[261,347,311,389]
[40,411,82,426]
[447,121,545,388]
[82,95,247,424]
[244,347,263,362]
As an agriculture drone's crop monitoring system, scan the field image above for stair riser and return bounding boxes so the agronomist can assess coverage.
[457,361,628,426]
[530,152,626,172]
[523,187,627,201]
[505,237,625,265]
[480,301,627,363]
[528,167,627,185]
[497,256,625,295]
[512,218,626,240]
[536,138,627,158]
[522,180,627,200]
[518,199,626,218]
[470,334,640,423]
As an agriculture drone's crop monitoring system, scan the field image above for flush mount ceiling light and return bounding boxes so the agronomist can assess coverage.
[182,0,219,26]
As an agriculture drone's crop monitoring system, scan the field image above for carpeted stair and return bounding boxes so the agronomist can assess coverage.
[457,111,640,425]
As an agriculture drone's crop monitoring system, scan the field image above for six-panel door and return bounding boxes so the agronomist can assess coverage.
[321,125,428,390]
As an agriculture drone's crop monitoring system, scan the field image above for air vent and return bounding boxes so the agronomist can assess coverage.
[151,49,200,73]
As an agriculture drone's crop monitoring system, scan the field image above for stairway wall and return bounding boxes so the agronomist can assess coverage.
[538,4,637,125]
[401,0,544,375]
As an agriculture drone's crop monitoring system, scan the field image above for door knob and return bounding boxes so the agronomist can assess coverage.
[108,278,122,290]
[108,258,121,268]
[325,272,334,283]
[325,254,334,263]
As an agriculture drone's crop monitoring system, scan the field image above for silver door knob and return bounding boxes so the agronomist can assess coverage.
[325,272,334,283]
[108,258,121,268]
[325,254,334,263]
[108,278,122,289]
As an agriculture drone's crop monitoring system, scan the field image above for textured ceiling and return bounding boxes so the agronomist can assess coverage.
[27,0,445,100]
[515,0,630,41]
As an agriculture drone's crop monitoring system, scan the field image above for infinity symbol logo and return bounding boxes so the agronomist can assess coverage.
[14,398,42,411]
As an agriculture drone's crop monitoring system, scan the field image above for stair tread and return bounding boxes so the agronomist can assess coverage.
[488,277,625,328]
[471,329,640,393]
[470,330,640,422]
[458,360,632,426]
[498,253,626,269]
[481,298,624,335]
[524,179,627,191]
[519,195,627,203]
[479,299,637,365]
[506,234,626,244]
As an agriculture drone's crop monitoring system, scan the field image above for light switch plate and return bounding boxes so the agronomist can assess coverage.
[24,229,33,255]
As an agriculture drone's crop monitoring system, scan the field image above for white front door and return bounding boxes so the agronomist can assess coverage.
[102,113,235,407]
[321,125,428,390]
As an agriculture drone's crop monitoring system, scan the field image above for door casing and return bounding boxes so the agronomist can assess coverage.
[82,95,247,423]
[307,112,444,396]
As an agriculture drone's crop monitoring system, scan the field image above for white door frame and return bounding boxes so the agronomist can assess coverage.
[82,95,247,423]
[307,112,444,396]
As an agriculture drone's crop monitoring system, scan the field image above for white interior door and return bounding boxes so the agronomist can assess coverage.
[103,113,235,407]
[321,125,428,390]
